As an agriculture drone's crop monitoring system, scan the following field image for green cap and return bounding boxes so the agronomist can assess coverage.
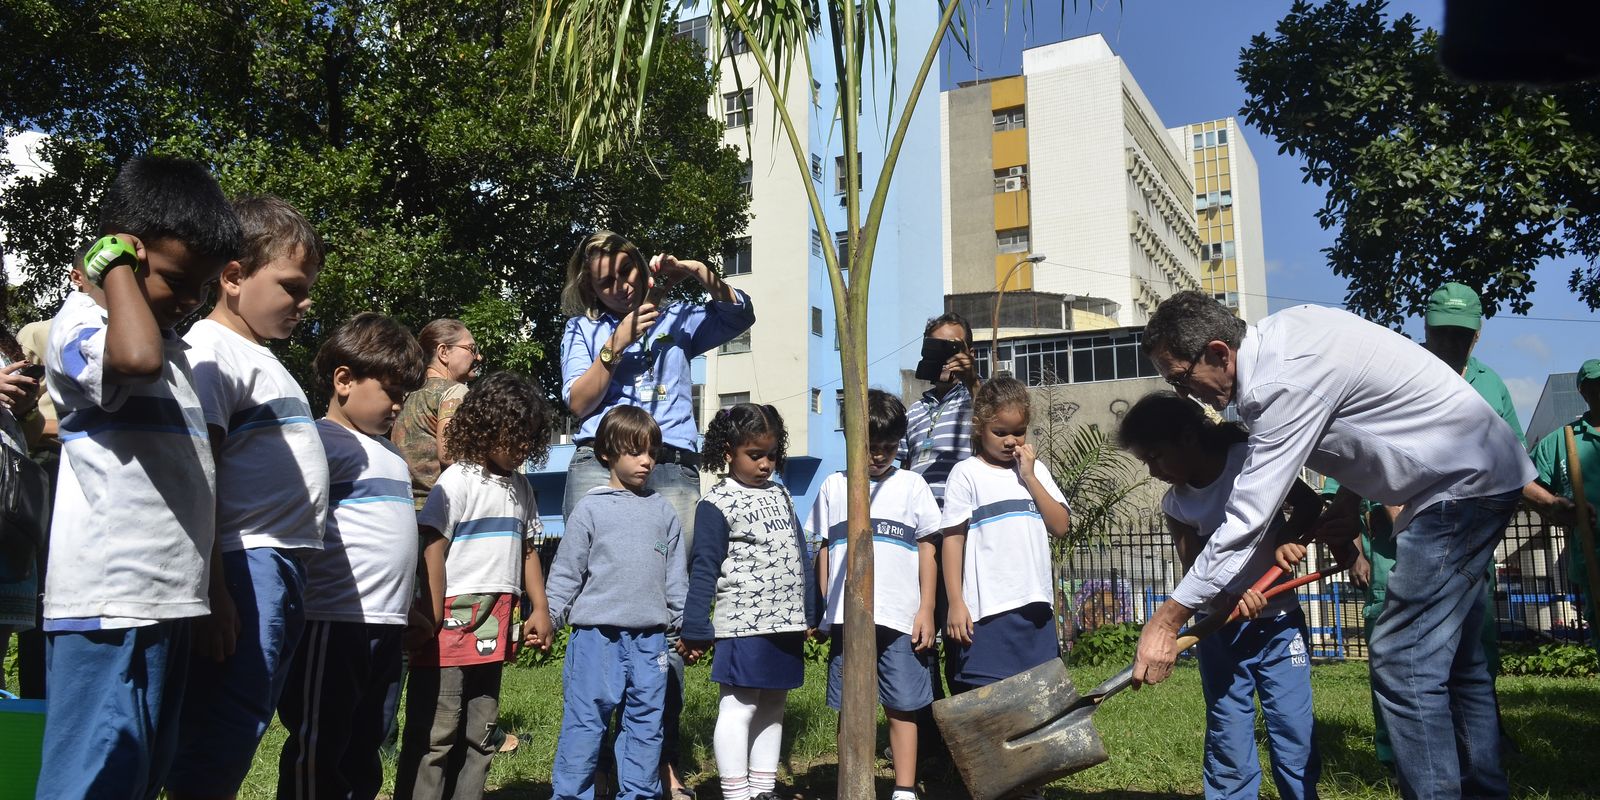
[1578,359,1600,386]
[1425,283,1483,330]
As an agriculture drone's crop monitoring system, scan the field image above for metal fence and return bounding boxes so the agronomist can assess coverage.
[1056,511,1592,660]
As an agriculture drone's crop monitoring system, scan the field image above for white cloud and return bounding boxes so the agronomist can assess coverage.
[1504,377,1544,428]
[1265,258,1285,274]
[1509,334,1551,364]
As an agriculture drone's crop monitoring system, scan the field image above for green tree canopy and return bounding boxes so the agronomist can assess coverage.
[0,0,749,399]
[1238,0,1600,327]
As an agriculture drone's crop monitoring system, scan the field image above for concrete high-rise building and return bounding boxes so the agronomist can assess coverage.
[1167,118,1268,323]
[939,34,1203,338]
[680,8,944,511]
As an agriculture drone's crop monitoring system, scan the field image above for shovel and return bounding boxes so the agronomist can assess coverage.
[933,563,1343,800]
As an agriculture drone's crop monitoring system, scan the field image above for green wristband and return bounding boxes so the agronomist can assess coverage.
[83,236,142,287]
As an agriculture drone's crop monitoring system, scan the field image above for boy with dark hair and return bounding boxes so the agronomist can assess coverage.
[546,406,687,800]
[166,194,330,800]
[276,313,428,800]
[813,389,942,800]
[39,155,241,799]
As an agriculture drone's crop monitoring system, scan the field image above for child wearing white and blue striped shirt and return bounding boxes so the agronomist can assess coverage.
[275,313,428,800]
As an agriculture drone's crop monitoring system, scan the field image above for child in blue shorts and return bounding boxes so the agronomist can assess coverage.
[275,313,428,799]
[166,195,330,799]
[38,156,241,800]
[546,406,687,800]
[810,389,942,800]
[1118,392,1326,800]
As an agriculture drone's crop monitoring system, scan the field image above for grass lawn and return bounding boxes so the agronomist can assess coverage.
[229,658,1600,799]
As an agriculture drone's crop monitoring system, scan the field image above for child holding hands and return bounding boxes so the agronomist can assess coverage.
[396,372,555,800]
[682,404,818,800]
[547,406,687,800]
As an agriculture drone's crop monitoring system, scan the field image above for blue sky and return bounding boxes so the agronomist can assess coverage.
[934,0,1597,427]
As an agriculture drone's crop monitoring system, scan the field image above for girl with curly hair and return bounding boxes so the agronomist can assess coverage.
[396,371,556,800]
[680,404,817,800]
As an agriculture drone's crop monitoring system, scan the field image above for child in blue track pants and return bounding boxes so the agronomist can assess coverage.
[546,406,687,800]
[1118,392,1327,800]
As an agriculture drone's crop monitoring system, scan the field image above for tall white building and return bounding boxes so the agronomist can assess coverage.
[939,34,1202,336]
[1166,118,1269,323]
[682,8,945,509]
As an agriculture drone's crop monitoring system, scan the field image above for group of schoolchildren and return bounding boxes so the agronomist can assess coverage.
[38,152,1343,800]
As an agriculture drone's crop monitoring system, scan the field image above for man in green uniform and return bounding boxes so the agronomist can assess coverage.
[1528,359,1600,655]
[1347,283,1528,768]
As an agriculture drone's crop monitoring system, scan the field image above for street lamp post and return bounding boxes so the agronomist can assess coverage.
[990,252,1048,376]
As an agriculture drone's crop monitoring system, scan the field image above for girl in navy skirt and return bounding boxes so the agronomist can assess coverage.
[681,404,818,800]
[941,377,1072,692]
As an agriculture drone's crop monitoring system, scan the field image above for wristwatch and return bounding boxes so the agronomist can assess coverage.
[83,236,142,287]
[599,343,619,367]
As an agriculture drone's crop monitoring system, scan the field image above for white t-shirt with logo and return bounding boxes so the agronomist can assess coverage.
[940,456,1068,621]
[43,292,215,628]
[303,419,419,624]
[419,462,541,597]
[184,319,328,552]
[808,468,941,635]
[1163,442,1300,617]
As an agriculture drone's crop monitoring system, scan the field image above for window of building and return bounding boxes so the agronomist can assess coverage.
[738,160,752,197]
[811,388,823,414]
[1195,193,1209,211]
[974,330,1160,385]
[1219,189,1232,208]
[723,89,752,128]
[836,388,845,430]
[692,383,703,427]
[719,391,749,410]
[993,165,1028,193]
[724,28,749,55]
[811,153,823,182]
[722,237,752,276]
[811,79,821,106]
[719,329,752,355]
[992,106,1026,132]
[834,230,850,272]
[674,15,710,55]
[1222,240,1236,260]
[1192,132,1204,150]
[1216,128,1229,145]
[810,229,823,257]
[811,306,824,336]
[996,227,1030,254]
[834,153,861,195]
[1204,130,1217,147]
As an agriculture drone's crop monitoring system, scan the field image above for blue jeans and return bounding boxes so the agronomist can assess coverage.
[1369,491,1518,800]
[561,445,696,770]
[552,626,669,800]
[39,621,191,800]
[167,547,308,795]
[1197,608,1319,800]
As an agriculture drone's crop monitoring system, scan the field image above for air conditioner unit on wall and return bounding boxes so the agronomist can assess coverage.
[1006,165,1026,177]
[1003,176,1025,193]
[996,360,1015,377]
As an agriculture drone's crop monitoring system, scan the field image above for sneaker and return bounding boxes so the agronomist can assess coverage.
[890,788,919,800]
[751,794,781,800]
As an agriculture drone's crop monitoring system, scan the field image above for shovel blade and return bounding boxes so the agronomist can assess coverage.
[932,658,1111,800]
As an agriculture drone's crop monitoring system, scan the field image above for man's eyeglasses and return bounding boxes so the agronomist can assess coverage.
[1165,346,1207,390]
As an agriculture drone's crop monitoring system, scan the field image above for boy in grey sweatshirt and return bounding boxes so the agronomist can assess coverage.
[547,406,686,800]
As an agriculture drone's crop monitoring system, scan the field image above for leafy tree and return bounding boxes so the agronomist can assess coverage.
[0,0,748,399]
[1238,0,1600,327]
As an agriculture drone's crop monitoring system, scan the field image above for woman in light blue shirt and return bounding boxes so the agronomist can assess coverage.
[557,229,753,800]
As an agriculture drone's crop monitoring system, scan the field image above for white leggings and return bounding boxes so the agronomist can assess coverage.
[714,685,788,798]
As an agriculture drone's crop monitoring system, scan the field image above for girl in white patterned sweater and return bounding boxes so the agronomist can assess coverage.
[681,404,817,800]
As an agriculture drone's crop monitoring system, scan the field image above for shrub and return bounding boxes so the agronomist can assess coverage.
[1499,642,1598,678]
[1067,621,1142,667]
